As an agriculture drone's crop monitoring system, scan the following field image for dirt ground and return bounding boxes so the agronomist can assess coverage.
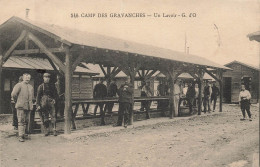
[0,104,259,167]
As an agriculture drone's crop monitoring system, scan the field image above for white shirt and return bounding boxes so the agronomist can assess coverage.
[174,84,181,95]
[239,90,251,101]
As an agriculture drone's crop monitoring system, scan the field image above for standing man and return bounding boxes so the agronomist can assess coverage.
[186,83,196,114]
[10,76,23,130]
[239,84,252,121]
[36,73,58,136]
[93,79,107,125]
[173,80,181,116]
[105,78,118,114]
[116,76,133,128]
[211,82,220,112]
[203,82,212,113]
[55,74,65,118]
[157,80,169,116]
[11,73,34,142]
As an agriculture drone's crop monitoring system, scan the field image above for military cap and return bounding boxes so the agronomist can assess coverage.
[43,73,51,77]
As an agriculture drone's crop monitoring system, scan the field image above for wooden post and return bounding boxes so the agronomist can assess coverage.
[168,77,175,118]
[197,69,203,115]
[218,70,223,112]
[0,52,3,113]
[129,72,135,125]
[64,46,72,134]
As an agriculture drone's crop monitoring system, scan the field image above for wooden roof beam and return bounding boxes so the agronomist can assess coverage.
[28,32,66,73]
[12,47,66,55]
[3,30,27,62]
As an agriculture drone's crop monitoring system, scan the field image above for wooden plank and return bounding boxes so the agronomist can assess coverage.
[72,49,89,71]
[28,32,66,73]
[25,35,29,57]
[64,46,72,134]
[12,48,66,55]
[204,68,221,82]
[99,64,107,76]
[197,69,204,115]
[110,68,121,78]
[0,54,3,112]
[3,30,27,61]
[144,70,157,80]
[218,70,223,112]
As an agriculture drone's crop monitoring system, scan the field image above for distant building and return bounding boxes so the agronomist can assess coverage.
[223,61,259,103]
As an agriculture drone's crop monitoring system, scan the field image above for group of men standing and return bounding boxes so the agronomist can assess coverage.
[11,72,63,142]
[93,77,133,128]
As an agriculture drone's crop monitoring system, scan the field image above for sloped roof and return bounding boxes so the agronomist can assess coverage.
[247,31,260,42]
[0,16,229,70]
[225,60,260,71]
[155,72,215,80]
[3,56,99,75]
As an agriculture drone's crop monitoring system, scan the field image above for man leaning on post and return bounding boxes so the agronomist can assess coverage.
[11,73,34,142]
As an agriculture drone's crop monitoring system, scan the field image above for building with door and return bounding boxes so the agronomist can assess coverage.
[223,60,259,103]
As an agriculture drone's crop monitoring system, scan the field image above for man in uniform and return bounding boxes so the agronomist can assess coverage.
[211,82,219,112]
[105,78,118,114]
[11,73,34,142]
[186,83,196,114]
[173,80,181,116]
[203,82,212,113]
[55,74,65,118]
[11,76,23,130]
[36,73,58,136]
[93,79,107,125]
[239,84,252,121]
[116,76,133,128]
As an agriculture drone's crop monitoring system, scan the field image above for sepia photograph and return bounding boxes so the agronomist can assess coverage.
[0,0,259,166]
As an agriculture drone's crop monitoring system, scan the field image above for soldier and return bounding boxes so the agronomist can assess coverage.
[55,74,65,118]
[10,76,23,130]
[186,83,196,114]
[116,76,133,128]
[239,84,252,121]
[105,78,118,114]
[173,80,181,116]
[11,73,34,142]
[36,73,58,136]
[211,82,220,112]
[203,82,212,113]
[93,79,107,125]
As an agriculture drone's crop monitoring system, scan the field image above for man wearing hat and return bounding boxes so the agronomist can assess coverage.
[36,73,58,136]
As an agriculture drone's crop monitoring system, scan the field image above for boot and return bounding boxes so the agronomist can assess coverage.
[19,136,24,142]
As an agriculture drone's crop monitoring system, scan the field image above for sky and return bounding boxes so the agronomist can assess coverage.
[0,0,259,66]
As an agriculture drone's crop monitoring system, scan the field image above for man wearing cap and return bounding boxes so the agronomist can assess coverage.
[116,76,133,128]
[36,73,58,136]
[11,73,34,142]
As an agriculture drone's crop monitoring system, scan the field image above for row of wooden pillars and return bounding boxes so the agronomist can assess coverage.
[0,30,224,134]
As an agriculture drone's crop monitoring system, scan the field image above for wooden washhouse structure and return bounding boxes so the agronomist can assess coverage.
[0,16,229,134]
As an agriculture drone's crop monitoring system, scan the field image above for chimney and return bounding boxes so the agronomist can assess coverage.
[26,8,30,18]
[187,47,189,54]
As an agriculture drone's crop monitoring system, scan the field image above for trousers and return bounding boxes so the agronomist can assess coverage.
[17,109,31,137]
[203,96,211,112]
[42,102,56,131]
[11,103,18,128]
[117,102,130,126]
[241,100,251,118]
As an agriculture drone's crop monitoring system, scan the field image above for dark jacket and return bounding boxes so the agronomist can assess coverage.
[186,85,196,99]
[211,85,219,97]
[107,83,118,97]
[118,83,134,103]
[93,83,107,99]
[36,83,58,107]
